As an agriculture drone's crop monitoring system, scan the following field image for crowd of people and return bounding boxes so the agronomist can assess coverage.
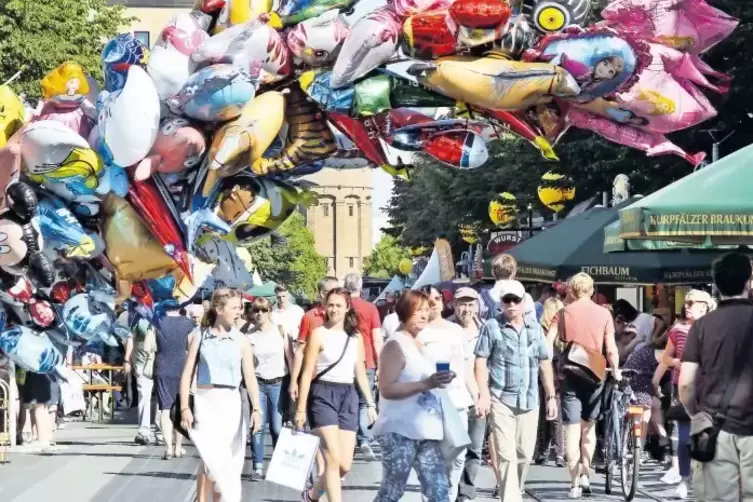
[13,251,753,502]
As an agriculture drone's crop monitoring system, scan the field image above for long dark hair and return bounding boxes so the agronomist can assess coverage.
[325,287,359,337]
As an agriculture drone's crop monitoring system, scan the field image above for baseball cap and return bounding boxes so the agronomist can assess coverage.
[454,287,479,301]
[492,280,526,301]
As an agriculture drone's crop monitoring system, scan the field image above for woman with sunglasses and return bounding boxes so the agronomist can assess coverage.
[245,297,294,481]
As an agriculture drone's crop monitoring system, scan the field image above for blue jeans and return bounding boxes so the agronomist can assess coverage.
[375,433,449,502]
[357,368,376,445]
[251,380,283,468]
[677,420,691,478]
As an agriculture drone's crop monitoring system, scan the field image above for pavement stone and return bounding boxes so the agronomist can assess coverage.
[0,415,692,502]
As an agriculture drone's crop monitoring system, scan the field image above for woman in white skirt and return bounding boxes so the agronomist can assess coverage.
[179,288,262,502]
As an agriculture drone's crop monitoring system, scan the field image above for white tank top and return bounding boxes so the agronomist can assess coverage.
[372,332,444,441]
[248,325,287,380]
[314,327,358,384]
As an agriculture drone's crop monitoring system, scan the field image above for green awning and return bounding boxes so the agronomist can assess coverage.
[619,144,753,244]
[603,221,716,253]
[245,281,277,298]
[483,200,744,285]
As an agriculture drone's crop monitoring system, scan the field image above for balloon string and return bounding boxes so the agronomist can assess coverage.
[3,65,26,86]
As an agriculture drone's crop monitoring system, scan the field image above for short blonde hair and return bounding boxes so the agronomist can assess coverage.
[541,297,564,330]
[568,272,594,299]
[491,254,517,280]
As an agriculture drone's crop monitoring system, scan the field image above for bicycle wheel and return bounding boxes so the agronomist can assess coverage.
[619,416,639,501]
[604,422,616,495]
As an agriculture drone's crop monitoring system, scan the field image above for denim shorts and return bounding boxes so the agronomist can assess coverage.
[307,381,358,432]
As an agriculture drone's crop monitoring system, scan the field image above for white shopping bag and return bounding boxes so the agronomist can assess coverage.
[59,376,86,416]
[266,427,320,491]
[437,389,471,463]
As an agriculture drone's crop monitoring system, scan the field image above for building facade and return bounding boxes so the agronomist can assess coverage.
[302,168,374,278]
[114,0,375,279]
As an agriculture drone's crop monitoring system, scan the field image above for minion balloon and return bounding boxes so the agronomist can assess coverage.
[537,172,575,212]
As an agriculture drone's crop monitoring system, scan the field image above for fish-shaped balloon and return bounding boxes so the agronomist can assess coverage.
[133,117,206,181]
[0,325,62,374]
[389,120,490,169]
[286,10,351,68]
[269,0,358,28]
[21,120,104,190]
[166,64,258,122]
[37,195,96,259]
[409,55,581,110]
[202,91,285,197]
[101,34,150,93]
[331,6,402,88]
[191,18,292,84]
[251,84,337,176]
[97,65,160,170]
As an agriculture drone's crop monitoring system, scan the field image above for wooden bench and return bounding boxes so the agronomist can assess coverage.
[71,365,124,423]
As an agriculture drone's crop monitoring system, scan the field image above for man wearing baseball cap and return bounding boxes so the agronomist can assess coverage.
[474,280,557,501]
[488,254,537,325]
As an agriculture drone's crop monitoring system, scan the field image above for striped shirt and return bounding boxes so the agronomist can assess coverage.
[474,316,549,411]
[668,322,691,384]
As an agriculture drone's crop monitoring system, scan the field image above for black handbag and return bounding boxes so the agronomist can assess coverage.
[688,312,753,462]
[558,312,607,388]
[170,330,204,440]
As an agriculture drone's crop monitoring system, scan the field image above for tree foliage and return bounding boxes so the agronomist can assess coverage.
[0,0,133,99]
[246,212,327,300]
[363,235,411,278]
[386,0,753,248]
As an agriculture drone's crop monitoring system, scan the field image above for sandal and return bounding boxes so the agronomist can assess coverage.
[162,449,174,460]
[175,448,186,458]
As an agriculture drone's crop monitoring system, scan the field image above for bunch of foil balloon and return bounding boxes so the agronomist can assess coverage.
[0,0,739,374]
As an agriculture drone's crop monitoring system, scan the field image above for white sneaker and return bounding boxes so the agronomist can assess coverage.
[661,468,682,485]
[674,481,688,500]
[579,475,591,495]
[360,442,376,461]
[568,487,582,499]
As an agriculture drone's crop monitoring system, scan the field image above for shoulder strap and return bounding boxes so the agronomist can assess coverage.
[312,334,352,383]
[717,310,753,420]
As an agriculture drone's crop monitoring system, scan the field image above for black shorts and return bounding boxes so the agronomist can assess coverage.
[561,373,604,425]
[307,381,358,432]
[156,375,180,410]
[23,372,59,406]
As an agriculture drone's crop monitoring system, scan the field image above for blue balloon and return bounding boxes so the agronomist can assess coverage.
[305,71,354,114]
[102,34,150,93]
[147,275,177,301]
[0,325,63,374]
[167,65,258,122]
[37,195,92,258]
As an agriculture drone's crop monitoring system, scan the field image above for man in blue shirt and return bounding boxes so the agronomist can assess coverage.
[475,280,557,502]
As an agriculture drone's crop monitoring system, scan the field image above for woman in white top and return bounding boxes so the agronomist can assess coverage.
[295,287,378,502]
[373,290,457,502]
[419,286,474,501]
[245,297,294,480]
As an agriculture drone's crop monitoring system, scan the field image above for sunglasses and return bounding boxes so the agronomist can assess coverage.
[252,308,270,314]
[502,295,523,305]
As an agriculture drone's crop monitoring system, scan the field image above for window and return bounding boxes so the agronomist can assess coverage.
[348,205,354,217]
[349,257,355,268]
[322,204,329,217]
[134,31,150,47]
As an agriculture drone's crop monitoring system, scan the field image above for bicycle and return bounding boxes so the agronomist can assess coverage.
[602,368,650,501]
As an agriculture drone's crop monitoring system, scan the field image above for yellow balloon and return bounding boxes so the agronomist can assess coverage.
[538,171,575,212]
[0,85,25,149]
[415,55,580,111]
[398,258,413,276]
[202,91,286,197]
[459,224,480,244]
[488,192,517,227]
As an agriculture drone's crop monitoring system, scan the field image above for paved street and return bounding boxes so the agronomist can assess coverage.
[0,415,690,502]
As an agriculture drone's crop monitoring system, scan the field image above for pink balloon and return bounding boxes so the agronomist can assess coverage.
[34,101,93,140]
[602,0,738,55]
[566,108,705,166]
[132,117,206,181]
[389,0,452,19]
